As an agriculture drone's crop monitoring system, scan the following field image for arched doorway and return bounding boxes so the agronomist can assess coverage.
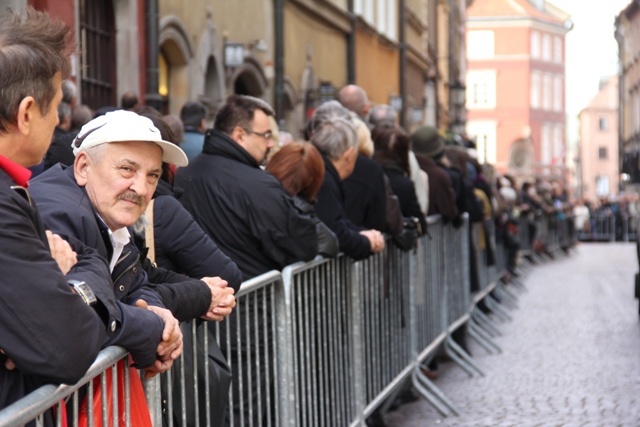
[232,57,268,98]
[159,17,192,115]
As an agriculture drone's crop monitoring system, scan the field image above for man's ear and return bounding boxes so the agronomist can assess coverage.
[16,96,37,136]
[230,126,245,145]
[74,153,90,187]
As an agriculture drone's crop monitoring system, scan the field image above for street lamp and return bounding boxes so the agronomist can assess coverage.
[449,80,466,133]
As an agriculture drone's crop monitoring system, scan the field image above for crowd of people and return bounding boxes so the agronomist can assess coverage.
[0,6,581,427]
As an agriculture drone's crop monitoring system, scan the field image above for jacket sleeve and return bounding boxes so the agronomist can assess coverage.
[246,182,319,267]
[144,259,212,322]
[0,192,105,385]
[315,180,372,260]
[154,196,243,291]
[103,302,164,369]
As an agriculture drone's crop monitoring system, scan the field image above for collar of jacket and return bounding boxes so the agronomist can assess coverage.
[202,129,260,169]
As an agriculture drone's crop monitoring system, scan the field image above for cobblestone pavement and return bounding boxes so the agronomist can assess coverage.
[384,243,640,427]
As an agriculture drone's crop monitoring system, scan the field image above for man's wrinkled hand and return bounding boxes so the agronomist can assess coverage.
[135,300,183,361]
[142,358,174,379]
[46,230,77,275]
[200,277,236,321]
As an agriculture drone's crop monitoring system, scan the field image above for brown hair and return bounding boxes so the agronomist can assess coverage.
[266,142,325,202]
[0,7,73,132]
[372,125,410,174]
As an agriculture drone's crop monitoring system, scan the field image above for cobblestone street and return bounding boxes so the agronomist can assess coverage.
[384,243,640,427]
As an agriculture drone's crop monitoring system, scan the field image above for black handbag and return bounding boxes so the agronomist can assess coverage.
[393,217,421,251]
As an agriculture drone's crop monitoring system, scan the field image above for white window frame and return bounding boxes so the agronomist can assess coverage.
[553,75,562,112]
[531,31,540,59]
[531,71,540,109]
[466,69,496,109]
[542,73,552,111]
[542,33,551,62]
[467,30,495,60]
[466,120,497,164]
[553,36,563,63]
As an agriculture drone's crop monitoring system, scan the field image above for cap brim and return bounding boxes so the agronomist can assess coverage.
[154,140,189,167]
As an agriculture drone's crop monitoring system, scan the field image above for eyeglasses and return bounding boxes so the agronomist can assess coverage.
[244,128,273,140]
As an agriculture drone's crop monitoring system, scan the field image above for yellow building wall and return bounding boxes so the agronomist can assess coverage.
[284,3,347,92]
[355,29,399,105]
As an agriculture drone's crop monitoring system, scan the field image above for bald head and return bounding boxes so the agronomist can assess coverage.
[337,84,370,118]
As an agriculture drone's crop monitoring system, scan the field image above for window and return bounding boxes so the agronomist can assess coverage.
[354,0,396,40]
[466,120,497,164]
[598,117,608,131]
[79,0,116,110]
[531,31,540,59]
[468,30,495,60]
[542,73,552,111]
[598,147,608,160]
[542,33,551,62]
[531,72,540,109]
[553,75,562,112]
[466,69,496,109]
[596,175,609,196]
[541,123,551,164]
[553,36,563,63]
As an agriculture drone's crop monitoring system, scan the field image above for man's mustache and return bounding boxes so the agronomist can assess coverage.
[118,192,144,206]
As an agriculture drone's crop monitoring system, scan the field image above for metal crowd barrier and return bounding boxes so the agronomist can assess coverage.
[0,214,573,426]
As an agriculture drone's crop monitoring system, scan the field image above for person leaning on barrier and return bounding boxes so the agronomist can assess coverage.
[266,141,339,258]
[410,126,459,223]
[308,101,385,258]
[0,6,119,411]
[29,112,236,378]
[129,108,240,427]
[175,94,318,279]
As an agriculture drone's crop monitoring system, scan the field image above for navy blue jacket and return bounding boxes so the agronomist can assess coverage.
[142,195,242,291]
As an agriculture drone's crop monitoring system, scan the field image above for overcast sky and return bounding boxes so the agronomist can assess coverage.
[550,0,631,117]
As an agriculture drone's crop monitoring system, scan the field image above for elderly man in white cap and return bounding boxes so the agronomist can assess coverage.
[30,110,234,378]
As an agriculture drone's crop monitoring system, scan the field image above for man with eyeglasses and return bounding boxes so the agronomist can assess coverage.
[176,94,318,278]
[176,94,318,424]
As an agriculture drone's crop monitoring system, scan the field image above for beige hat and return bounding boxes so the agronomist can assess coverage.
[72,110,188,167]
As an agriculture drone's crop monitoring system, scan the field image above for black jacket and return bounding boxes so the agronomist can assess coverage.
[0,168,110,410]
[315,156,372,260]
[139,195,242,291]
[292,196,339,258]
[343,155,387,232]
[383,165,428,233]
[175,129,318,280]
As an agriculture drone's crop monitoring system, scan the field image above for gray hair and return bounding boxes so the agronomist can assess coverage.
[307,100,353,138]
[310,117,358,161]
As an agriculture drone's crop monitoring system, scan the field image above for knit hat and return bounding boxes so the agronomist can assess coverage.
[410,126,444,157]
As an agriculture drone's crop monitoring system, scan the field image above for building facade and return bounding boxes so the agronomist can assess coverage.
[578,76,619,201]
[23,0,469,138]
[465,0,570,182]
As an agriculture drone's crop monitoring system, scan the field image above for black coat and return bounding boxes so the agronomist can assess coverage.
[314,156,371,260]
[175,129,318,280]
[0,168,110,410]
[343,155,387,232]
[143,195,242,291]
[383,166,427,233]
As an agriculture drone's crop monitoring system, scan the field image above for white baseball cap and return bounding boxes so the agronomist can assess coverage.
[71,110,188,167]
